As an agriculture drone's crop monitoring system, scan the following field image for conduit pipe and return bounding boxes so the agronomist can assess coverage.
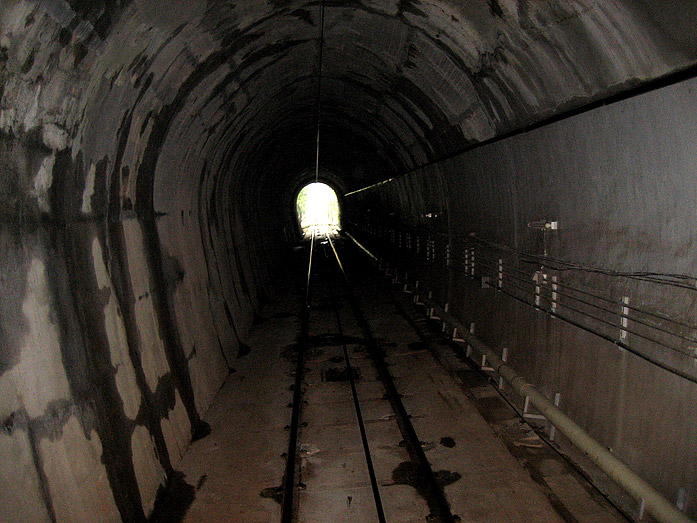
[424,299,693,523]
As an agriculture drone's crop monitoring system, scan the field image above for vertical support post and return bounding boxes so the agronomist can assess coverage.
[465,247,470,275]
[470,247,475,277]
[446,243,451,268]
[620,296,630,343]
[498,258,503,289]
[442,303,449,332]
[638,497,646,521]
[551,275,558,314]
[676,488,688,511]
[534,271,541,308]
[466,322,475,358]
[498,348,508,389]
[549,392,561,441]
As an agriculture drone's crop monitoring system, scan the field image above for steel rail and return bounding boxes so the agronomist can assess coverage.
[331,234,457,523]
[322,234,387,523]
[281,229,316,523]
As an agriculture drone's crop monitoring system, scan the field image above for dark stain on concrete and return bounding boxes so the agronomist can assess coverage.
[60,222,147,522]
[489,0,504,17]
[0,46,8,102]
[105,104,183,515]
[26,414,58,523]
[142,209,212,440]
[149,471,195,523]
[163,254,185,286]
[260,485,284,505]
[123,39,217,444]
[20,48,35,74]
[408,341,428,351]
[195,474,207,490]
[145,373,178,422]
[58,28,72,47]
[74,41,88,66]
[0,231,30,374]
[440,436,456,448]
[67,0,131,39]
[2,412,15,433]
[203,71,237,108]
[237,342,251,358]
[397,0,428,19]
[392,460,462,496]
[324,366,361,382]
[90,156,110,216]
[51,149,84,221]
[290,8,315,26]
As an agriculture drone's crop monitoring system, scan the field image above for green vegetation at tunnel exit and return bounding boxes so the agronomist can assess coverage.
[296,182,340,233]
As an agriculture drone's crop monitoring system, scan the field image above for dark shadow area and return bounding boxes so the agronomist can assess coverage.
[149,471,196,523]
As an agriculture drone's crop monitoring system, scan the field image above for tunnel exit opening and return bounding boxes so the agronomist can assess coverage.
[296,182,341,236]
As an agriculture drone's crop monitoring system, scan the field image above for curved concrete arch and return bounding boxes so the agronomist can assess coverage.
[2,1,697,520]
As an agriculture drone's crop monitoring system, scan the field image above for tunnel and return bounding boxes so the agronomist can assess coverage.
[1,0,697,521]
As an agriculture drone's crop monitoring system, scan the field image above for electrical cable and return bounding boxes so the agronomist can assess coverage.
[351,224,697,380]
[314,0,325,184]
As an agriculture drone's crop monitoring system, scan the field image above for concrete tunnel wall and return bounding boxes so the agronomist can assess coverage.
[1,0,697,521]
[347,75,697,517]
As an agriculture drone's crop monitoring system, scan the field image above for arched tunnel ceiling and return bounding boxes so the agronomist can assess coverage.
[2,0,697,204]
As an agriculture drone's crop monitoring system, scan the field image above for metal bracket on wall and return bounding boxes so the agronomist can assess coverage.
[620,296,630,343]
[480,354,494,372]
[523,396,547,421]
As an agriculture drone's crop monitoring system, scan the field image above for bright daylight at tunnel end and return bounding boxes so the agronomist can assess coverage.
[1,0,697,522]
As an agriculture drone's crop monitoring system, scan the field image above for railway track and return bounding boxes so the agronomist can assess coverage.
[281,230,456,523]
[178,229,628,522]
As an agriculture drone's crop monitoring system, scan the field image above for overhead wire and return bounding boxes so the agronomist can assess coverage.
[314,0,326,185]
